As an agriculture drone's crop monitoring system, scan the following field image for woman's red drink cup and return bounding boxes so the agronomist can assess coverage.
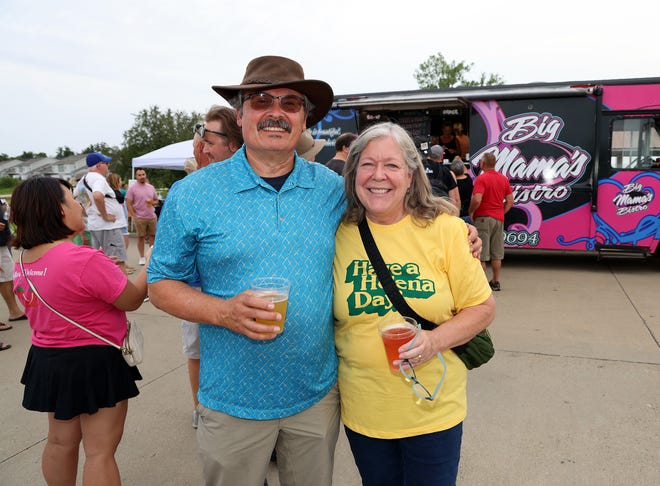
[378,316,418,372]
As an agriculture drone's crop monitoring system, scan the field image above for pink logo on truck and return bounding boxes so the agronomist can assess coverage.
[611,182,654,216]
[558,172,660,250]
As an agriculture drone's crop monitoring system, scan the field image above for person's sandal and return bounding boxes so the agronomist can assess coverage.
[0,342,11,351]
[489,281,501,291]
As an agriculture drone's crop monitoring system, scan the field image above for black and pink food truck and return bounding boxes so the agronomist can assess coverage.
[312,77,660,258]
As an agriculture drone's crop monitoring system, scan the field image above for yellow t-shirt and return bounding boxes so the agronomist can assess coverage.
[333,213,491,439]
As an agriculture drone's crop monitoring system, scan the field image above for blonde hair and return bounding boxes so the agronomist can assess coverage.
[106,173,122,190]
[342,122,458,225]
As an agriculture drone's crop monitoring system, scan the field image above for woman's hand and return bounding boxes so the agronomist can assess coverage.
[395,330,437,369]
[466,223,482,259]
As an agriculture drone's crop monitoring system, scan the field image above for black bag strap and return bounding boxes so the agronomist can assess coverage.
[357,218,436,331]
[83,176,114,199]
[82,176,93,193]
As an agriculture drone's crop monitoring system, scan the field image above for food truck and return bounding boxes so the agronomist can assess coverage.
[315,78,660,257]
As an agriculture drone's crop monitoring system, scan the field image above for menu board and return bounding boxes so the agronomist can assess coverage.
[397,115,431,141]
[358,111,432,151]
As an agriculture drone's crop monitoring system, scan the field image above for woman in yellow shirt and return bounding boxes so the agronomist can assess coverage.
[333,122,495,485]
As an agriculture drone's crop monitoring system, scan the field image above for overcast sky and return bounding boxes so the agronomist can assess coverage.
[1,0,658,157]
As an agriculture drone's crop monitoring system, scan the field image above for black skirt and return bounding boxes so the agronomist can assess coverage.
[21,344,142,420]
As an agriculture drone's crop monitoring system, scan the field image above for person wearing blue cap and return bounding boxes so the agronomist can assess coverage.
[74,152,128,273]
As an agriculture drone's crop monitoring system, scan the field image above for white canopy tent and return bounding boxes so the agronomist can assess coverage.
[131,140,193,176]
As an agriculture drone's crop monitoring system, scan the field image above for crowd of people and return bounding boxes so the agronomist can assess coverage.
[3,55,519,486]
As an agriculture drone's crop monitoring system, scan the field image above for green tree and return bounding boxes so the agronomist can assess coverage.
[81,142,117,155]
[18,151,47,161]
[0,154,10,162]
[118,106,203,188]
[56,146,75,159]
[414,52,504,89]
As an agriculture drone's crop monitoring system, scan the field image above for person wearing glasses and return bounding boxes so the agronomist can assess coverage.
[147,56,345,486]
[183,105,243,430]
[333,122,495,486]
[195,105,243,164]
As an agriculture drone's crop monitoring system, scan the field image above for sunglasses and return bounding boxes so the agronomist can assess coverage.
[399,355,446,401]
[241,92,306,114]
[397,322,447,402]
[194,123,227,139]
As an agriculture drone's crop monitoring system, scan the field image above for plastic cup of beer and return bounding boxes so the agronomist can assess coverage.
[251,277,290,332]
[378,316,418,372]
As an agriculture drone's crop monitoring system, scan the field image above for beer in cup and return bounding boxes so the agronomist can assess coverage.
[378,316,418,372]
[251,277,290,332]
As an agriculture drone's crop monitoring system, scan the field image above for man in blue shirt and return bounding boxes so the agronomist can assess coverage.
[148,56,344,486]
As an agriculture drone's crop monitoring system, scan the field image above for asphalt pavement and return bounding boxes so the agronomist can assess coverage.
[1,241,659,485]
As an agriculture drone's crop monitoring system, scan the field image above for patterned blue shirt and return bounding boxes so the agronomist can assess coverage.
[148,147,346,419]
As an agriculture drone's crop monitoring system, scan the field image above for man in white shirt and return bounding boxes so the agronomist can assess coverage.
[75,152,128,273]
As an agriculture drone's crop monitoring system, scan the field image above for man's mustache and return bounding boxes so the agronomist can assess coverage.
[257,118,291,133]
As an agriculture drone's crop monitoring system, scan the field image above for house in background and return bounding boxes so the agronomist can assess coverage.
[9,157,58,180]
[0,159,25,178]
[42,155,89,181]
[0,155,88,181]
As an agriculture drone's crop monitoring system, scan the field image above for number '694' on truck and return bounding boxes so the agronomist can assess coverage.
[317,78,660,257]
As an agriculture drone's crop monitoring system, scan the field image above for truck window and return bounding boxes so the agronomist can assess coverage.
[610,117,660,170]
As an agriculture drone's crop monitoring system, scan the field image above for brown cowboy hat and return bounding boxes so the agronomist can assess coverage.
[212,55,333,127]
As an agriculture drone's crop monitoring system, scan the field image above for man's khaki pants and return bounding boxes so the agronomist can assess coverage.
[197,385,340,486]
